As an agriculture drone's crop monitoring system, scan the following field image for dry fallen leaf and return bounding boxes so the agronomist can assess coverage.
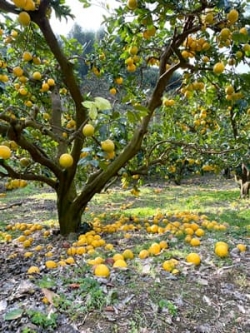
[41,288,60,305]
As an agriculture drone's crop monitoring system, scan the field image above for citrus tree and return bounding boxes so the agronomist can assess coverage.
[0,0,249,235]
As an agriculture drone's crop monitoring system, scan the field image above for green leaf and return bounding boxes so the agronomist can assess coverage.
[4,308,23,320]
[82,101,95,109]
[94,97,112,110]
[89,105,98,120]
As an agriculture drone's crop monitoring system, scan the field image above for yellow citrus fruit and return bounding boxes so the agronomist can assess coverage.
[94,264,110,277]
[59,153,74,168]
[204,13,214,24]
[23,51,33,61]
[126,63,136,72]
[214,244,229,257]
[113,259,128,268]
[23,239,31,248]
[18,11,31,26]
[225,85,234,95]
[101,139,115,152]
[129,45,139,55]
[24,0,36,11]
[115,77,123,85]
[127,0,137,10]
[159,240,168,249]
[47,78,55,86]
[138,249,149,259]
[13,0,27,8]
[220,28,231,39]
[122,249,134,260]
[190,238,201,247]
[109,87,117,95]
[82,124,95,137]
[162,260,174,272]
[215,241,229,249]
[0,145,11,159]
[113,253,124,262]
[45,260,58,269]
[186,252,201,266]
[227,9,239,24]
[213,62,225,74]
[148,243,161,255]
[41,82,50,92]
[13,66,24,77]
[195,228,205,237]
[27,266,40,274]
[32,71,42,80]
[65,257,75,264]
[236,244,247,252]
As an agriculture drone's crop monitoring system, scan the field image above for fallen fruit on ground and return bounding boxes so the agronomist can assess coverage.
[113,259,128,268]
[186,252,201,266]
[215,244,229,258]
[122,249,134,260]
[45,260,58,269]
[236,244,247,252]
[94,264,110,277]
[27,266,40,274]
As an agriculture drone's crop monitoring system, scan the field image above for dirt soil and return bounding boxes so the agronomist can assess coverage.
[0,176,249,333]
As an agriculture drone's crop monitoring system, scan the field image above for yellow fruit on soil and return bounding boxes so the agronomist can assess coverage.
[195,228,205,237]
[127,0,137,10]
[45,260,58,269]
[101,139,115,152]
[236,244,246,252]
[0,145,11,159]
[32,71,42,80]
[59,153,74,168]
[27,266,40,274]
[123,249,134,260]
[215,241,229,249]
[227,9,239,24]
[159,240,168,249]
[186,252,201,266]
[113,253,124,262]
[18,11,31,26]
[94,264,110,277]
[214,244,229,257]
[65,257,75,264]
[213,62,225,74]
[138,249,149,259]
[149,243,161,255]
[82,124,95,137]
[113,259,128,268]
[23,239,31,248]
[162,260,174,272]
[190,238,201,247]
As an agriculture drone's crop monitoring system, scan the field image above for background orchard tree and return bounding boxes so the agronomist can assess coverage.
[0,0,249,236]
